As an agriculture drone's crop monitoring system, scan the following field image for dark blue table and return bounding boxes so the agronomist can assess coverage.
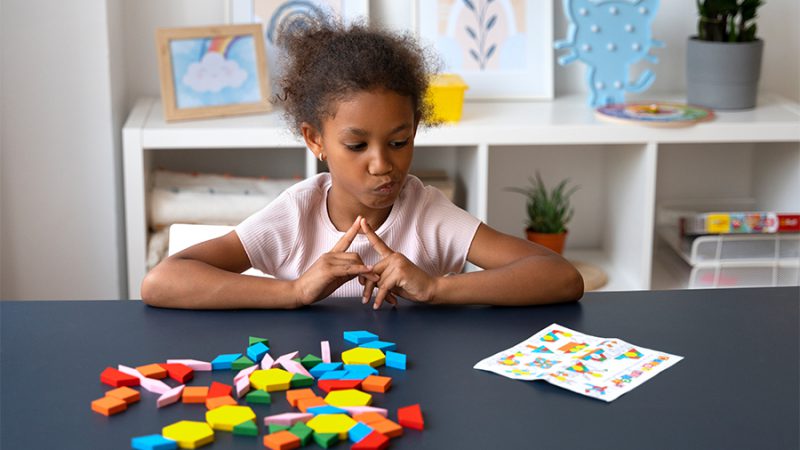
[1,287,798,449]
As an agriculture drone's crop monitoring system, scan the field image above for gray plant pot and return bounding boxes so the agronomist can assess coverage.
[686,38,763,110]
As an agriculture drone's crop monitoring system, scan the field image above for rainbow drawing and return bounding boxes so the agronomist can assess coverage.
[200,36,242,60]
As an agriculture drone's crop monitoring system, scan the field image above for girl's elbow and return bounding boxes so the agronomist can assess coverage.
[141,270,167,307]
[561,264,585,302]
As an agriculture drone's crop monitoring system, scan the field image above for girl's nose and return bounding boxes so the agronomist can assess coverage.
[368,148,393,176]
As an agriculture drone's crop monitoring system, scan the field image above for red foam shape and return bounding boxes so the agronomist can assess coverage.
[351,430,389,450]
[100,367,140,387]
[316,379,362,393]
[159,363,194,383]
[207,381,233,398]
[397,404,424,431]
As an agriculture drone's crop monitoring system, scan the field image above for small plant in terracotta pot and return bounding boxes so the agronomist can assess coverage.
[506,173,578,254]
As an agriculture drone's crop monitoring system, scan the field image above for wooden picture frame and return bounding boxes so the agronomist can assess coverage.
[415,0,554,100]
[155,24,271,122]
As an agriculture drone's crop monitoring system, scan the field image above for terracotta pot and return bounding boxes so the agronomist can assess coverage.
[526,230,568,254]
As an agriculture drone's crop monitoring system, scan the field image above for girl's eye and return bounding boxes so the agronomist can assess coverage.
[390,138,410,149]
[345,143,367,151]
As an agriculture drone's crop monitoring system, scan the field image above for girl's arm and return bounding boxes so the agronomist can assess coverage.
[432,224,584,306]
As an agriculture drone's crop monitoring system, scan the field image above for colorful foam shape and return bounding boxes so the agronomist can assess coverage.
[157,385,184,408]
[246,342,270,363]
[207,381,233,398]
[343,331,379,345]
[341,406,388,417]
[313,432,339,448]
[136,363,168,379]
[321,341,331,363]
[232,420,258,437]
[235,375,251,398]
[318,370,349,380]
[166,359,212,371]
[309,362,342,378]
[286,388,316,407]
[131,434,177,450]
[231,355,255,371]
[288,422,314,445]
[306,414,358,440]
[249,336,269,347]
[161,420,214,449]
[296,396,327,413]
[324,389,372,407]
[279,359,313,378]
[341,348,385,367]
[100,367,139,387]
[351,430,390,449]
[317,379,363,393]
[205,395,237,410]
[249,368,293,392]
[234,364,258,383]
[260,353,276,369]
[91,395,127,416]
[397,404,424,430]
[158,363,193,383]
[268,423,290,434]
[306,405,349,416]
[245,389,271,404]
[205,405,256,431]
[262,430,300,450]
[263,412,313,427]
[348,422,373,443]
[182,386,209,403]
[299,354,322,369]
[211,353,241,370]
[361,375,392,393]
[359,340,397,352]
[385,351,407,370]
[105,386,140,404]
[289,372,314,388]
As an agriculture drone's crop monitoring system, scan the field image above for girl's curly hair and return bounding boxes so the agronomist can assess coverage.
[275,18,439,135]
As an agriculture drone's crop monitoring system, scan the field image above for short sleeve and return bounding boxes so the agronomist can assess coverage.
[234,190,299,275]
[416,186,482,274]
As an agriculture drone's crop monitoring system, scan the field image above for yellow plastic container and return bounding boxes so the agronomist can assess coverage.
[426,74,468,123]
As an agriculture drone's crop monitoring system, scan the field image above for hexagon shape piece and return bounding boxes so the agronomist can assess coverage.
[205,405,256,431]
[324,388,372,407]
[341,348,385,368]
[249,368,293,392]
[162,420,214,448]
[306,413,358,439]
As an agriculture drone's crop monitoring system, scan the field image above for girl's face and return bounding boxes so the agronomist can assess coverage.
[308,89,417,214]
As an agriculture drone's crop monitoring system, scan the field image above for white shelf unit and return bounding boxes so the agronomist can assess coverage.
[123,95,800,299]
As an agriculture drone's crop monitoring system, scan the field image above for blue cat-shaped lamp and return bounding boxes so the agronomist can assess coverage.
[555,0,664,107]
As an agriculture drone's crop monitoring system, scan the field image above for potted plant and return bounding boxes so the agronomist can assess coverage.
[687,0,765,110]
[506,173,578,255]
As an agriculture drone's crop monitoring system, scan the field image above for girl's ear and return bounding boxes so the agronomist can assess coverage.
[301,122,323,156]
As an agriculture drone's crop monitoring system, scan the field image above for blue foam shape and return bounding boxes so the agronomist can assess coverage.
[246,342,269,363]
[307,405,349,416]
[359,340,396,352]
[554,0,662,106]
[385,351,407,370]
[309,362,343,378]
[342,364,379,380]
[211,353,242,370]
[343,330,379,345]
[131,434,177,450]
[318,370,349,380]
[348,422,374,443]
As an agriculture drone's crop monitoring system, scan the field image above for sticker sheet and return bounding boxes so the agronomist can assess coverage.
[473,324,683,402]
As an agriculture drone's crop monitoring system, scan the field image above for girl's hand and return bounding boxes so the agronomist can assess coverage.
[359,217,437,309]
[293,216,378,307]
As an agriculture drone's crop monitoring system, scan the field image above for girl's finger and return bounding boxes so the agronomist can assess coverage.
[330,215,362,253]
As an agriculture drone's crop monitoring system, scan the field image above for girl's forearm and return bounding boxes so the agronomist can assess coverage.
[429,256,584,306]
[141,259,299,309]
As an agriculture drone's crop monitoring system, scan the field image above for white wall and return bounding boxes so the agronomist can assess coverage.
[1,0,126,299]
[1,0,798,300]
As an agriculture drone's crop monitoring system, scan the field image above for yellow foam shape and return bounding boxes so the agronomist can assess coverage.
[249,368,293,392]
[306,413,358,439]
[162,420,214,449]
[324,388,372,407]
[205,405,256,432]
[341,348,385,367]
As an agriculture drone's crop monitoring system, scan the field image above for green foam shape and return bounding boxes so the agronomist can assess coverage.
[231,355,255,370]
[232,420,258,437]
[268,423,290,434]
[313,432,339,448]
[300,354,322,369]
[290,373,314,388]
[249,336,269,347]
[245,390,271,404]
[289,422,313,445]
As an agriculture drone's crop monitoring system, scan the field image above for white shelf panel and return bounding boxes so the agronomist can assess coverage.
[564,249,638,292]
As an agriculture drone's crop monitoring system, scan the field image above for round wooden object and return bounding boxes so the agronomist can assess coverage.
[571,260,608,292]
[595,102,714,128]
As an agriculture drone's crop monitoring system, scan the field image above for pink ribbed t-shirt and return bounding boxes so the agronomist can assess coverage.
[235,173,481,298]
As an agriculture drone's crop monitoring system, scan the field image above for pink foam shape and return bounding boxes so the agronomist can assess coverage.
[279,359,312,378]
[274,351,300,367]
[157,385,185,408]
[260,353,275,369]
[341,406,388,417]
[234,365,258,384]
[118,364,172,394]
[235,375,251,398]
[263,412,313,427]
[321,341,331,363]
[166,359,212,371]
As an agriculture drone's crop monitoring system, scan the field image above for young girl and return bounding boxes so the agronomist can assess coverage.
[141,21,584,309]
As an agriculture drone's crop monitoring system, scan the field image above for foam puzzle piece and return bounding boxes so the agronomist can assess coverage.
[397,404,424,430]
[205,395,237,410]
[306,414,358,440]
[317,379,363,393]
[231,355,255,371]
[248,336,269,347]
[273,351,300,368]
[306,405,349,416]
[118,365,171,394]
[321,341,331,363]
[341,406,388,417]
[182,386,209,404]
[234,364,258,383]
[131,434,178,450]
[260,353,276,369]
[352,412,386,425]
[91,395,127,416]
[343,364,379,376]
[100,367,140,388]
[159,363,193,383]
[263,412,313,427]
[246,342,270,363]
[341,348,385,367]
[235,375,251,398]
[309,362,343,378]
[369,418,403,439]
[205,405,257,431]
[232,420,258,437]
[166,359,212,371]
[351,430,390,450]
[268,423,290,434]
[157,385,184,408]
[361,375,392,393]
[359,340,397,352]
[343,331,379,345]
[385,351,407,370]
[161,420,214,449]
[299,354,322,369]
[207,382,232,398]
[211,353,241,370]
[554,0,663,107]
[288,422,314,446]
[324,389,372,407]
[318,370,349,380]
[262,430,300,450]
[249,368,293,392]
[289,373,314,388]
[245,389,271,404]
[106,386,140,404]
[285,388,315,407]
[136,363,168,379]
[279,359,313,378]
[348,422,373,443]
[312,432,339,448]
[296,396,327,413]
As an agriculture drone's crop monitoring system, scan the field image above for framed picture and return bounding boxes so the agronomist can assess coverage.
[155,24,271,122]
[416,0,554,100]
[227,0,369,93]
